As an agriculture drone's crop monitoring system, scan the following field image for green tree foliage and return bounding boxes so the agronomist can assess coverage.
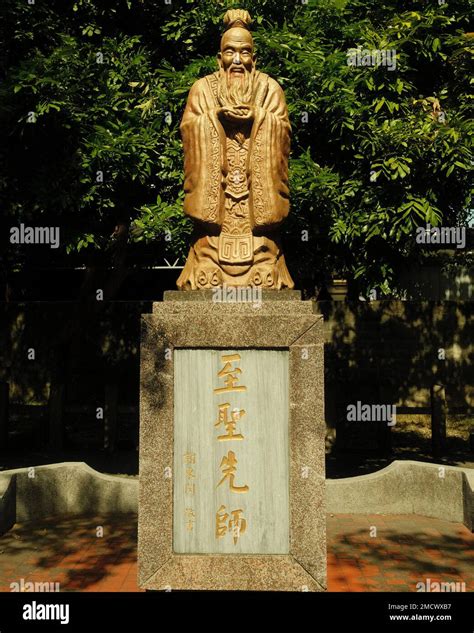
[0,0,472,295]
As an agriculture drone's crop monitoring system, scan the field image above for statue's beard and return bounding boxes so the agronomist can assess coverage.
[218,66,255,108]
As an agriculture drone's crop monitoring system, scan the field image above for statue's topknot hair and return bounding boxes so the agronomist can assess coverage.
[223,9,252,30]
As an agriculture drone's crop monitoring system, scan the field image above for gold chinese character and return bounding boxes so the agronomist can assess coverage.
[214,353,247,394]
[217,451,249,493]
[186,466,195,480]
[214,403,245,441]
[215,505,228,539]
[185,507,195,531]
[215,504,247,544]
[185,483,195,496]
[183,452,196,464]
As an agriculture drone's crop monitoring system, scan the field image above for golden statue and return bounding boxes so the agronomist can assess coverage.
[177,9,294,290]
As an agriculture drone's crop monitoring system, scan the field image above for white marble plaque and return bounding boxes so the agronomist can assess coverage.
[173,349,289,554]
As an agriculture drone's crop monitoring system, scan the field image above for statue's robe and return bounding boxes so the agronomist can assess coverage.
[180,70,290,230]
[177,70,294,289]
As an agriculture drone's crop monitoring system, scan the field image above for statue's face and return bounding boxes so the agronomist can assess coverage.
[218,28,255,76]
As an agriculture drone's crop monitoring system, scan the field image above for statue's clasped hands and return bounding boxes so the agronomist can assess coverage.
[218,105,255,123]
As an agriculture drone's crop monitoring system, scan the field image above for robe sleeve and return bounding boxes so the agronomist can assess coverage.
[179,78,225,226]
[250,77,291,228]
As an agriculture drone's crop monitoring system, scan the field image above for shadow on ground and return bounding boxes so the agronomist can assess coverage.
[0,513,472,592]
[0,514,137,591]
[327,515,473,591]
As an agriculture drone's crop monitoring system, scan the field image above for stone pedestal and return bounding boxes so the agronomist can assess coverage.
[138,291,326,591]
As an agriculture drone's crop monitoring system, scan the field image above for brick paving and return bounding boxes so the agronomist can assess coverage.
[0,514,471,592]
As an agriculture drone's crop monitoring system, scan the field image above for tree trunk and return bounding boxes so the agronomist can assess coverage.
[431,383,447,459]
[49,383,64,451]
[104,383,118,452]
[0,382,9,449]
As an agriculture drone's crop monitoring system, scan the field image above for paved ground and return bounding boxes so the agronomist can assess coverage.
[0,514,471,592]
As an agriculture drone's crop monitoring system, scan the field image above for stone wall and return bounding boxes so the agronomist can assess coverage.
[1,461,472,531]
